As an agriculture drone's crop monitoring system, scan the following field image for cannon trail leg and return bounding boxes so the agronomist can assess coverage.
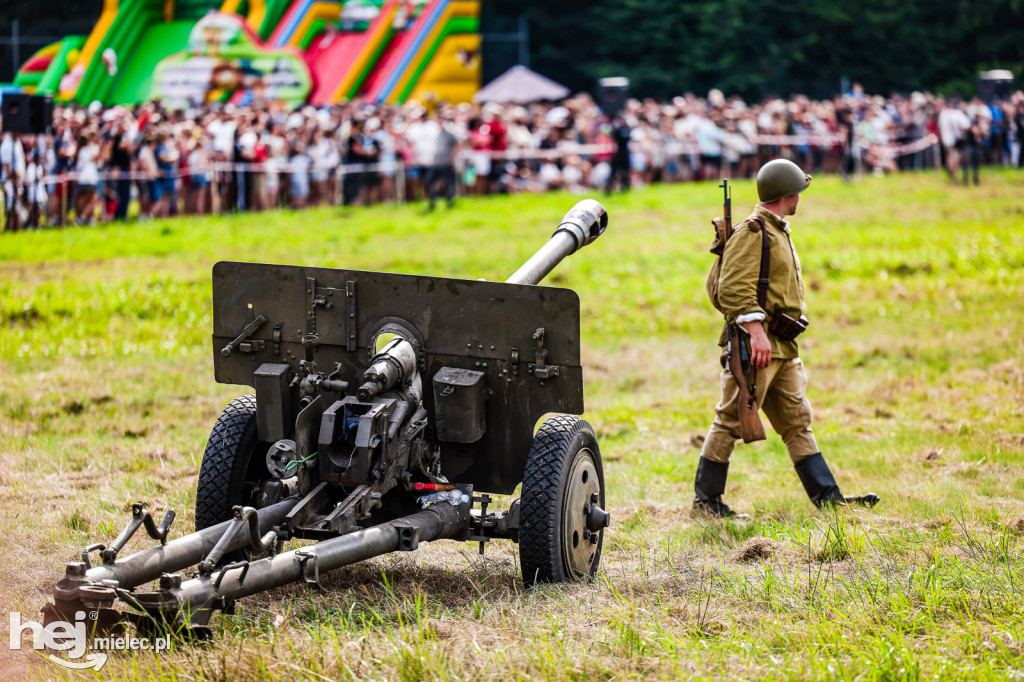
[45,498,300,625]
[133,502,470,633]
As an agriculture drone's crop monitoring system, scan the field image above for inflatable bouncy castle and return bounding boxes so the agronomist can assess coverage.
[11,0,480,106]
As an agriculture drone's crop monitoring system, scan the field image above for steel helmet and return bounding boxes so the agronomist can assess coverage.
[756,159,812,203]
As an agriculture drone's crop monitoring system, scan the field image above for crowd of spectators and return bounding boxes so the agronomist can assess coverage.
[2,85,1023,230]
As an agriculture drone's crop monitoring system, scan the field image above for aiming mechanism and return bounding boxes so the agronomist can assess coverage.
[43,200,611,638]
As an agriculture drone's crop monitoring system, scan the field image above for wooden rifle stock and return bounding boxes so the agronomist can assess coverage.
[727,323,766,442]
[720,179,766,443]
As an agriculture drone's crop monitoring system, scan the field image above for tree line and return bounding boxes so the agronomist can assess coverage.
[484,0,1024,100]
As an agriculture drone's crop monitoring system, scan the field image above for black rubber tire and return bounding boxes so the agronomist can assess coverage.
[195,395,264,531]
[519,414,605,586]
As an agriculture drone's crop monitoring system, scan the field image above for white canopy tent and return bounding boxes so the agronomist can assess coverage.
[473,65,571,104]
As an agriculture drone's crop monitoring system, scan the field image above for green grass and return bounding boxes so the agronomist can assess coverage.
[2,169,1024,680]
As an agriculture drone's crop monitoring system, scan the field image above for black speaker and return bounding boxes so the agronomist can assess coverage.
[597,77,630,118]
[29,95,53,135]
[2,94,32,134]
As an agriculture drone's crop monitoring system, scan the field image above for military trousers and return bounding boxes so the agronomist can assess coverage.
[700,356,819,464]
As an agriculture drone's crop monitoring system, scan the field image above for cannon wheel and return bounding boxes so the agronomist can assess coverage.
[195,395,268,533]
[519,415,605,585]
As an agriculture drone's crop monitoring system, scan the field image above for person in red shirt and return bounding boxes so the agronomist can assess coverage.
[251,130,268,211]
[467,117,492,195]
[481,104,507,190]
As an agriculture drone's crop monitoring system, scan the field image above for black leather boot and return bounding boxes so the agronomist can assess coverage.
[693,457,747,518]
[794,453,880,508]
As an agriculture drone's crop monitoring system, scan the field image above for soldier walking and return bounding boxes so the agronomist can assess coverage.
[694,159,878,517]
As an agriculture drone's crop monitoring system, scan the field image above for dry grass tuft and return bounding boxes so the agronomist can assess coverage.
[732,536,778,563]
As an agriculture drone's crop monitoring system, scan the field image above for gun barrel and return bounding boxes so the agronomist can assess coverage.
[505,200,608,285]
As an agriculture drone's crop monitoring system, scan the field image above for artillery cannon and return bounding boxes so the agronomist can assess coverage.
[43,200,611,638]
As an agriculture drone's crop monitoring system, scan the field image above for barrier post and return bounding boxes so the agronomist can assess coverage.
[211,168,220,214]
[61,175,68,225]
[854,127,864,179]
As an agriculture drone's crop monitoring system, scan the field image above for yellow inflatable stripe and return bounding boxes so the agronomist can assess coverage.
[246,0,266,33]
[61,0,119,99]
[221,0,265,33]
[288,1,341,48]
[408,32,479,104]
[387,0,476,104]
[33,43,63,60]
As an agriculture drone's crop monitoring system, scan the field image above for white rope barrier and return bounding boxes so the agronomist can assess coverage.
[862,132,940,157]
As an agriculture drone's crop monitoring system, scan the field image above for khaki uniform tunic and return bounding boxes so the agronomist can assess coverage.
[717,204,806,358]
[701,204,819,464]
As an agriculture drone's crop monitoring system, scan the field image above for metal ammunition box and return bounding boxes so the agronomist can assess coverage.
[433,367,487,443]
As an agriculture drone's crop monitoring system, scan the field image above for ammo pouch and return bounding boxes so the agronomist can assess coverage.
[768,312,809,341]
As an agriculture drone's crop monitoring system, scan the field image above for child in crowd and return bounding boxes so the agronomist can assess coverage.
[288,141,311,209]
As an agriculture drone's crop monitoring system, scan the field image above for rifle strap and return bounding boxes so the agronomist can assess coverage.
[746,216,770,310]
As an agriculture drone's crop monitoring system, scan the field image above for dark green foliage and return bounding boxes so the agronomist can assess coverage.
[484,0,1024,99]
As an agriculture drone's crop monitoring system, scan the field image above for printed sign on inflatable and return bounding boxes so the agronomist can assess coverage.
[154,13,312,107]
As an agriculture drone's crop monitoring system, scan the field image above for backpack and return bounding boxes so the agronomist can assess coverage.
[706,215,769,314]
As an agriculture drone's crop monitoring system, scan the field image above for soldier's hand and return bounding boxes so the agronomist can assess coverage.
[743,321,772,369]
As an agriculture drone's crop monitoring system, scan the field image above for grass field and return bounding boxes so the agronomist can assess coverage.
[2,169,1024,680]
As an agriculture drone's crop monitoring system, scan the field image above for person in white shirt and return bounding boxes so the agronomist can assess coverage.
[937,98,971,183]
[309,130,335,206]
[24,149,48,227]
[370,117,397,203]
[403,109,440,199]
[288,141,312,208]
[1,132,27,230]
[185,134,213,215]
[262,124,288,210]
[407,115,441,167]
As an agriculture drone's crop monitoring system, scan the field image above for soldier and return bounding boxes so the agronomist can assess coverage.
[694,159,878,517]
